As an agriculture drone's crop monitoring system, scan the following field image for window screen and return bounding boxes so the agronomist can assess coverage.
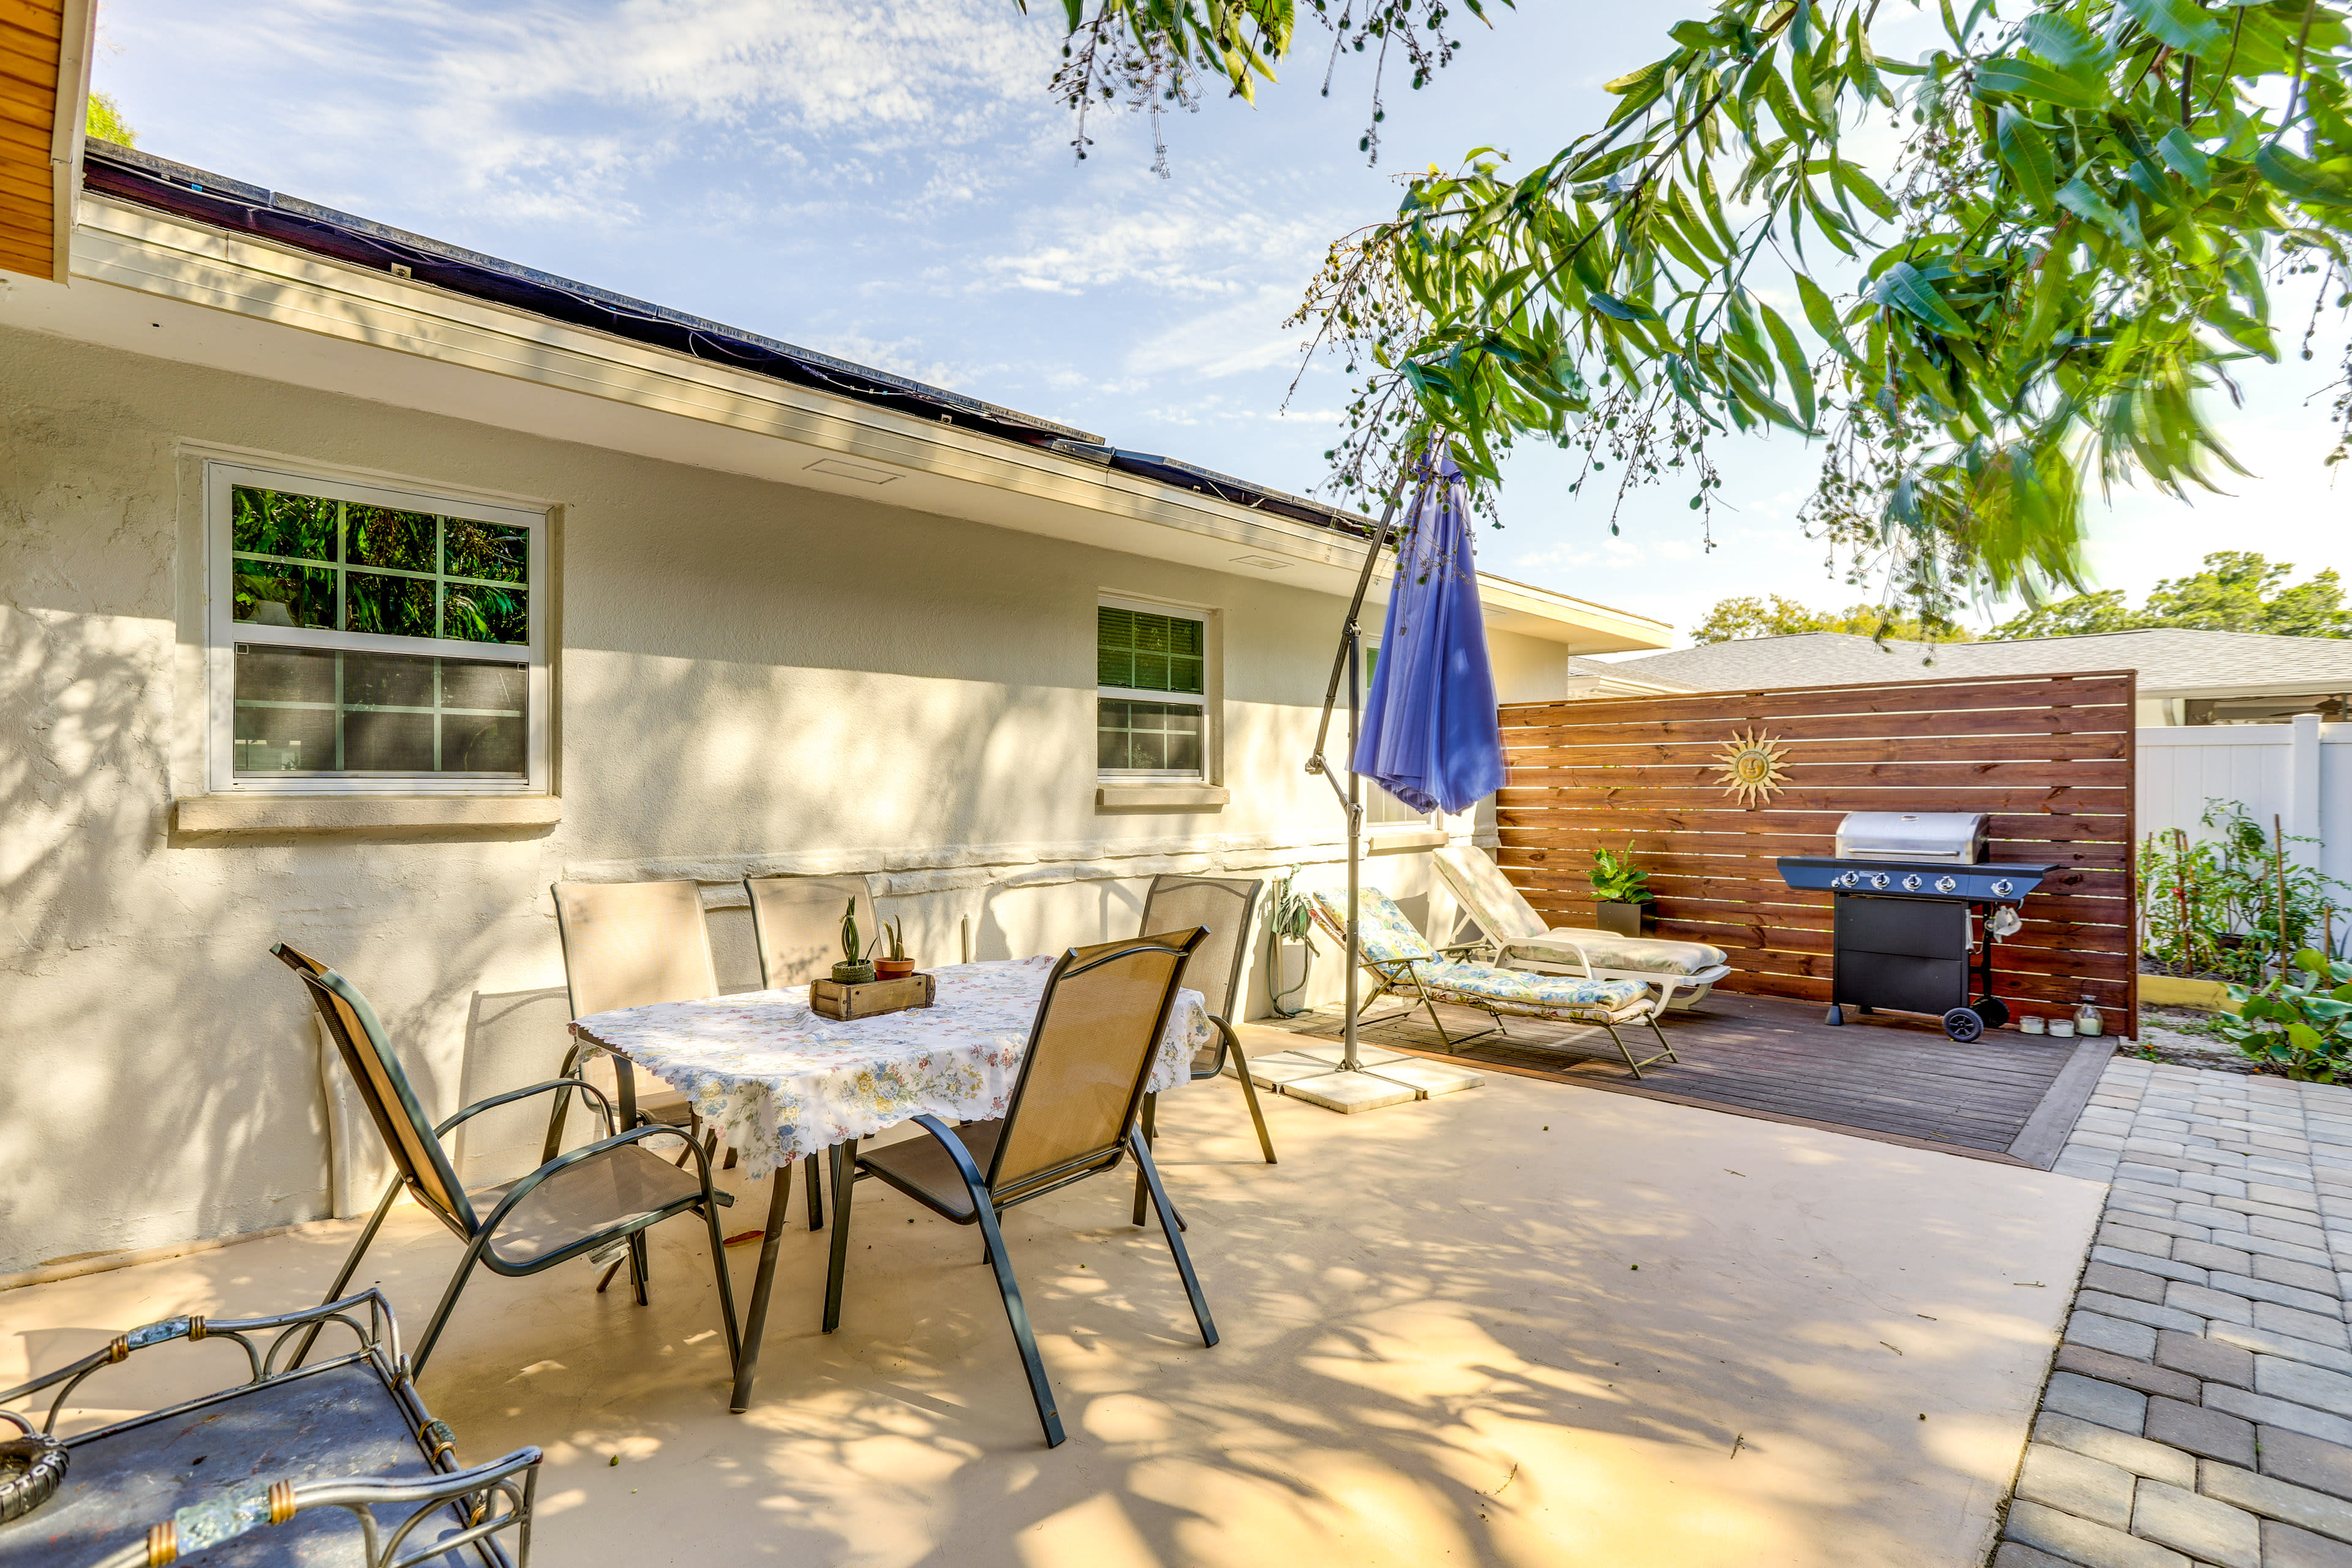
[1098,603,1207,778]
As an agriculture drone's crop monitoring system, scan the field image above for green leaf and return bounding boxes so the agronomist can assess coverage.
[2256,145,2352,213]
[2118,0,2224,58]
[1587,292,1655,322]
[1604,58,1670,96]
[2290,1022,2324,1051]
[2057,175,2144,243]
[2018,12,2098,67]
[1875,260,1973,337]
[1796,272,1861,363]
[1973,58,2110,111]
[2157,127,2212,193]
[1997,106,2060,211]
[1760,301,1818,428]
[1832,160,1898,221]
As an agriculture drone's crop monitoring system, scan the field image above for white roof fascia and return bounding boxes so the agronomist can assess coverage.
[10,192,1668,654]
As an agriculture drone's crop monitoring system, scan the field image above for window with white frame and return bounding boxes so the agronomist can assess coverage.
[1097,599,1208,782]
[206,462,549,794]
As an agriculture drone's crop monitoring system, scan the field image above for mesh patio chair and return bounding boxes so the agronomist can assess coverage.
[270,944,741,1382]
[1126,874,1276,1226]
[741,874,882,1232]
[545,880,725,1261]
[1433,846,1731,1012]
[818,929,1218,1448]
[1306,888,1678,1077]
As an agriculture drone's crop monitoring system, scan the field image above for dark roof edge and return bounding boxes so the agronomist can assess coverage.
[1046,440,1378,538]
[81,141,1102,449]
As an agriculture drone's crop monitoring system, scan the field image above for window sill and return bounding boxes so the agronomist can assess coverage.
[1366,826,1449,853]
[173,794,562,833]
[1095,783,1229,811]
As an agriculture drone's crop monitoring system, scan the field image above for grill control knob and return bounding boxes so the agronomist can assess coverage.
[1990,878,2016,899]
[1835,872,1857,888]
[1934,876,1958,894]
[1902,874,1923,891]
[1870,872,1891,890]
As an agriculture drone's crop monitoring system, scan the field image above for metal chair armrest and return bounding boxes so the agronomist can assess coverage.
[1189,1014,1238,1082]
[436,1077,616,1137]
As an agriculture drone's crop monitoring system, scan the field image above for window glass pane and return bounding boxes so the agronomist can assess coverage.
[443,582,528,644]
[233,645,525,778]
[344,571,437,638]
[1096,697,1203,777]
[345,507,436,572]
[343,710,437,772]
[1097,605,1204,696]
[235,564,337,629]
[232,485,337,562]
[443,519,529,583]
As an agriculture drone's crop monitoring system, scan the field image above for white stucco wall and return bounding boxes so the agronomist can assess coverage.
[0,323,1569,1275]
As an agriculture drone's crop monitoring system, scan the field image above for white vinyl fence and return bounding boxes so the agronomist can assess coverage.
[2137,715,2352,893]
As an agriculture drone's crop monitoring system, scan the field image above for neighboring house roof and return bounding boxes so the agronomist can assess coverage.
[1590,629,2352,698]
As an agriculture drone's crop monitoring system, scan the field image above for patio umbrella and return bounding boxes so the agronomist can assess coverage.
[1351,450,1506,815]
[1306,446,1506,1075]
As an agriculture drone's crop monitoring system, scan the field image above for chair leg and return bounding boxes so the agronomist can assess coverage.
[1223,1032,1278,1164]
[1129,1129,1218,1349]
[973,1191,1064,1447]
[541,1042,588,1165]
[292,1175,402,1369]
[1131,1093,1158,1227]
[628,1229,651,1306]
[1650,1014,1679,1063]
[414,1237,493,1378]
[821,1140,860,1333]
[698,1190,743,1371]
[805,1151,825,1231]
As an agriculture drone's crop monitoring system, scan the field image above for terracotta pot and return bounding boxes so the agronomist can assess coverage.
[873,957,916,980]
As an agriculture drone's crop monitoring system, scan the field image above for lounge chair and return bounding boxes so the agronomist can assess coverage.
[1306,887,1678,1077]
[1433,846,1731,1012]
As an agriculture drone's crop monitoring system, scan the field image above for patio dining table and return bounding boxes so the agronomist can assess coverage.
[569,954,1212,1411]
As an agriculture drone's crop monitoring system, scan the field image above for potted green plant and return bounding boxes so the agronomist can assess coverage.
[873,916,914,981]
[831,899,875,985]
[1588,844,1653,937]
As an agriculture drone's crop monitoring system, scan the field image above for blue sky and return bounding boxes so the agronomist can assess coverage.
[91,1,2350,644]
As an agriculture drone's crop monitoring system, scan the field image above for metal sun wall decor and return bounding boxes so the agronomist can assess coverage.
[1715,728,1792,808]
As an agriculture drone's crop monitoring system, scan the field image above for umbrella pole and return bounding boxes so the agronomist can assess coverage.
[1308,496,1403,1074]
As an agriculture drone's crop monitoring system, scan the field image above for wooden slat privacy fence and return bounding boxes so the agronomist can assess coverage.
[1496,669,2137,1037]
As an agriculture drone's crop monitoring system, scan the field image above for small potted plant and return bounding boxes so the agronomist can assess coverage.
[873,917,915,981]
[831,899,875,985]
[1588,844,1653,937]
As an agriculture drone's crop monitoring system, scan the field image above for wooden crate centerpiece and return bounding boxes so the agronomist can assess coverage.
[810,972,937,1022]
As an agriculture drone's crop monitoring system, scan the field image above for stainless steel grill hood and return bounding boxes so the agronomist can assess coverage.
[1833,812,1990,864]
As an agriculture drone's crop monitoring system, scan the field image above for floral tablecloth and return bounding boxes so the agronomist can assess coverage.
[568,956,1210,1178]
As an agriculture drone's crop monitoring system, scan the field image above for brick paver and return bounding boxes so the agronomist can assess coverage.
[2000,1060,2352,1567]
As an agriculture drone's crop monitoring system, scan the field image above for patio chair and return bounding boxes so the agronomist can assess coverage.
[743,873,883,1230]
[1306,888,1678,1078]
[819,929,1218,1448]
[270,944,741,1382]
[1434,846,1731,1011]
[1127,873,1277,1226]
[545,880,722,1210]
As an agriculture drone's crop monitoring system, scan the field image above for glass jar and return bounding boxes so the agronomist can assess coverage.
[2074,997,2104,1039]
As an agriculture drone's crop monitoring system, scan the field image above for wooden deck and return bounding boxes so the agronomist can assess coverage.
[1286,990,2114,1168]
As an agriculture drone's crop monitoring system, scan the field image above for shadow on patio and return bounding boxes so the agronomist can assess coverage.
[1,1039,2101,1568]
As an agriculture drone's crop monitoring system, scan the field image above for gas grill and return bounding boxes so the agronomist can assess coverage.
[1777,812,2062,1042]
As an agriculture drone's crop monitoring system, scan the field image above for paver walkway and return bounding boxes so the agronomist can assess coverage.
[1997,1057,2352,1568]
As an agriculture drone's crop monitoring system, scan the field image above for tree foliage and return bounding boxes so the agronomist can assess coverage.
[1989,549,2351,636]
[85,92,135,147]
[1037,0,2352,620]
[1692,591,1977,641]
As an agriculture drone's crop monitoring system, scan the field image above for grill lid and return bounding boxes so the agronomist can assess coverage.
[1833,812,1989,864]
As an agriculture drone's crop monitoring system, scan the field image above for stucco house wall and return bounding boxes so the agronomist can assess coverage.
[0,322,1570,1276]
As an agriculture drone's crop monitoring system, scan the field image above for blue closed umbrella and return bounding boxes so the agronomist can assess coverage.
[1352,451,1506,816]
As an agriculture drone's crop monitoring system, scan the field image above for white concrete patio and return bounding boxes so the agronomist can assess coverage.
[1,1032,2103,1567]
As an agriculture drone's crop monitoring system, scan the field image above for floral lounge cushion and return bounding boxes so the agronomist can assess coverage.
[1307,886,1436,965]
[1502,930,1730,976]
[1418,959,1651,1019]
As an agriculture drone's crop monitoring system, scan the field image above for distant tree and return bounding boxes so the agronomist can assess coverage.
[1987,552,2350,639]
[1691,594,1974,644]
[85,92,134,147]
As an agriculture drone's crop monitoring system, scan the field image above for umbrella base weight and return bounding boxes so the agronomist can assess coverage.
[1285,1069,1420,1114]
